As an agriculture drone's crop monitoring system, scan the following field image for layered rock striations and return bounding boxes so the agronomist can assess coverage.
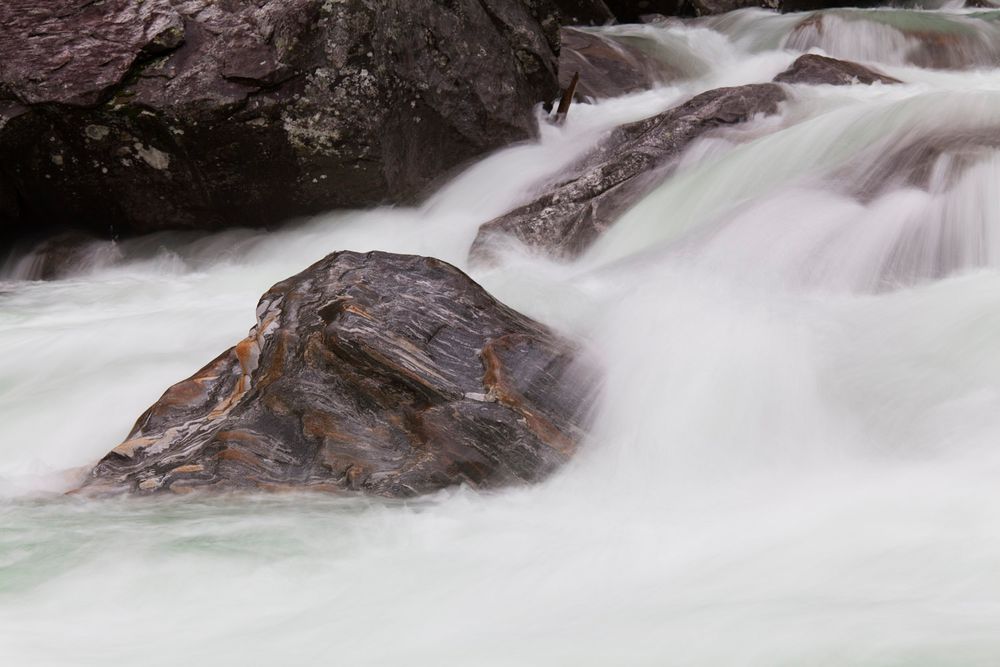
[81,251,596,497]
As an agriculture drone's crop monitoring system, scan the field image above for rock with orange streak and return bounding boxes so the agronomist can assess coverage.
[80,251,597,497]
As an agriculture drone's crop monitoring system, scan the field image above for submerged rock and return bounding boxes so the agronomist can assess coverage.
[784,10,1000,71]
[0,0,565,240]
[559,27,680,99]
[848,131,1000,201]
[81,251,595,497]
[0,232,119,281]
[600,1,898,21]
[773,54,901,86]
[471,83,786,260]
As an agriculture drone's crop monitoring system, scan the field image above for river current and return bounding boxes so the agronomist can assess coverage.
[4,6,1000,665]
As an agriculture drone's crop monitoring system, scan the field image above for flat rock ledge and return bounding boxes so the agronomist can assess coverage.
[79,251,596,497]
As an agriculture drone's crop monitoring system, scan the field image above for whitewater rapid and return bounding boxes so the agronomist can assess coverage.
[5,7,1000,665]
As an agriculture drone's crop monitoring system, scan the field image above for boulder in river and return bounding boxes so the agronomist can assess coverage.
[80,251,595,497]
[0,0,565,241]
[602,1,879,20]
[559,27,680,99]
[471,83,786,260]
[847,131,1000,202]
[687,0,779,15]
[773,54,901,86]
[784,10,1000,71]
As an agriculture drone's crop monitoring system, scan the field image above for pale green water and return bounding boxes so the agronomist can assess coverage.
[4,7,1000,666]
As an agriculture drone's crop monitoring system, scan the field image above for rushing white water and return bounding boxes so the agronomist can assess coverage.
[5,7,1000,665]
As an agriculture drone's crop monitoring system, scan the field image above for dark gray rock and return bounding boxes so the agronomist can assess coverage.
[80,251,596,497]
[0,1,565,239]
[554,0,617,24]
[604,1,693,21]
[774,54,901,86]
[471,83,786,260]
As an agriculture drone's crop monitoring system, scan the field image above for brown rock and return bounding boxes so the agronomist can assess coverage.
[80,251,596,497]
[785,11,1000,70]
[773,54,901,86]
[848,131,1000,202]
[559,26,680,99]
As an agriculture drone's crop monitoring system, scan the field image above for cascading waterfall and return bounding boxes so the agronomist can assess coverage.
[4,7,1000,665]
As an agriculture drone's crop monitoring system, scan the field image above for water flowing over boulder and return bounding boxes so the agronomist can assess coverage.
[471,83,785,260]
[559,27,680,99]
[785,10,1000,70]
[687,0,779,14]
[773,54,901,86]
[80,251,595,497]
[600,1,888,20]
[0,0,566,240]
[847,131,1000,202]
[780,1,882,9]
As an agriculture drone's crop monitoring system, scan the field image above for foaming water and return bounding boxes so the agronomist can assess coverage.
[4,8,1000,666]
[710,6,1000,70]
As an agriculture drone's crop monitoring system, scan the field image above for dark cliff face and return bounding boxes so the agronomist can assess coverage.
[81,251,597,497]
[0,0,564,240]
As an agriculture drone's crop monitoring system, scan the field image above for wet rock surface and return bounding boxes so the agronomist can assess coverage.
[604,1,693,21]
[848,131,1000,201]
[785,10,1000,71]
[0,232,119,281]
[559,27,679,98]
[600,0,842,20]
[81,251,595,497]
[471,83,786,260]
[554,0,617,24]
[773,54,901,86]
[779,1,886,11]
[0,0,565,240]
[602,1,890,20]
[688,0,779,15]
